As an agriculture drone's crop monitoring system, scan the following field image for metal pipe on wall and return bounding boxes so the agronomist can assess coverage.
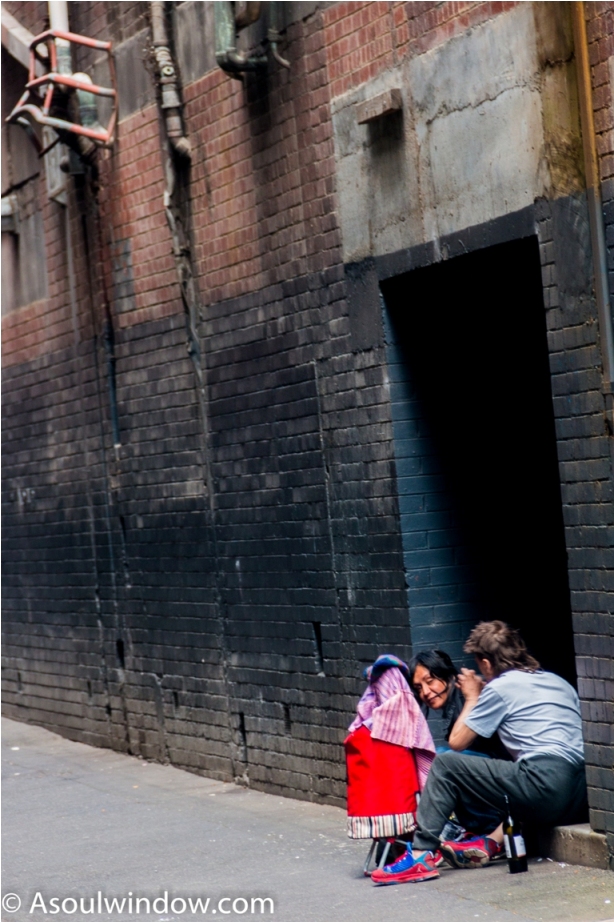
[48,0,69,31]
[571,2,614,421]
[235,2,262,30]
[46,0,103,161]
[48,0,71,74]
[268,2,290,70]
[214,0,267,76]
[150,1,191,159]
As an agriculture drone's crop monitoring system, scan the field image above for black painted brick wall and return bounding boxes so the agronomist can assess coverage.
[2,265,412,805]
[382,308,478,666]
[537,193,614,858]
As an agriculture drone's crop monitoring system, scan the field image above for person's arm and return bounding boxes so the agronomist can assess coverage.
[447,669,484,751]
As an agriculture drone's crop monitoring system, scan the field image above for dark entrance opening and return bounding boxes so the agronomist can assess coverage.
[382,236,576,685]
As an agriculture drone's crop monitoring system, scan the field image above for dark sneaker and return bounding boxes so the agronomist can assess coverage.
[440,835,502,869]
[371,848,440,885]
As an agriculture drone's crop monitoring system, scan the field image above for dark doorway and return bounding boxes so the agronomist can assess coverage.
[382,236,576,686]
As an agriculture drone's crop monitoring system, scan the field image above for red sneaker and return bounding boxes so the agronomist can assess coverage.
[432,849,446,868]
[439,835,502,869]
[371,849,440,885]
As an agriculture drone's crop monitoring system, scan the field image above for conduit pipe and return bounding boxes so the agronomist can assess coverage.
[214,1,267,77]
[43,2,104,161]
[150,1,191,159]
[572,2,614,417]
[235,2,262,30]
[48,0,71,74]
[268,3,290,70]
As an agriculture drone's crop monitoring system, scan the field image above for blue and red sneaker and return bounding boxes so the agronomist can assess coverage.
[439,835,502,869]
[371,846,440,885]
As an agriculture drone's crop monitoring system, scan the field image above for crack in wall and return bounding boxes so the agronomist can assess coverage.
[151,12,241,782]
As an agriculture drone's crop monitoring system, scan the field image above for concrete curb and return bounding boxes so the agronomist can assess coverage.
[538,823,610,870]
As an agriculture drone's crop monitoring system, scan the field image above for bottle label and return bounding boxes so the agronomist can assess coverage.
[514,835,526,857]
[505,835,526,858]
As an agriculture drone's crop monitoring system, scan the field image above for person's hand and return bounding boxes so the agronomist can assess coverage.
[456,668,484,702]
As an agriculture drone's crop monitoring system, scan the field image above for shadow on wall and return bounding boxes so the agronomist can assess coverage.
[382,236,577,686]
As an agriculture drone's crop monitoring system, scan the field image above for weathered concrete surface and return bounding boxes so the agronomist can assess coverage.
[332,3,582,263]
[2,718,613,922]
[540,824,610,872]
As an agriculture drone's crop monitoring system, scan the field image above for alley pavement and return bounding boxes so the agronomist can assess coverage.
[2,717,613,922]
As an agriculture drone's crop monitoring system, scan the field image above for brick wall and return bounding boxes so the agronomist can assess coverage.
[323,1,520,98]
[1,2,613,847]
[1,1,411,804]
[380,232,577,682]
[536,189,614,858]
[581,0,614,863]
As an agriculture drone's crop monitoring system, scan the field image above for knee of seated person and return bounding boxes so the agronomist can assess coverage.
[433,749,458,772]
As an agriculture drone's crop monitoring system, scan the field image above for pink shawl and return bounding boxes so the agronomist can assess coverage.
[349,666,435,791]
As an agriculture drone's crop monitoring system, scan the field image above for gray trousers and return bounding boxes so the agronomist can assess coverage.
[413,750,587,852]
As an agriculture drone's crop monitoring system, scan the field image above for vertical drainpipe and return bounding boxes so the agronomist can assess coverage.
[268,2,290,70]
[48,0,98,161]
[48,1,71,74]
[47,0,128,741]
[47,2,120,446]
[572,2,614,428]
[150,1,191,159]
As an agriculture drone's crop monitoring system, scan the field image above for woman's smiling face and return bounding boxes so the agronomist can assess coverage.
[412,664,451,710]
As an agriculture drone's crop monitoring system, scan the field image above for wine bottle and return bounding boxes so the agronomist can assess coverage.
[503,794,528,874]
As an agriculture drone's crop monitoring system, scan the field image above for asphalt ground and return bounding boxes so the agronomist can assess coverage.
[2,717,613,922]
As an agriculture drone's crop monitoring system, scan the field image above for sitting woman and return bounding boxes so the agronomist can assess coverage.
[409,649,510,759]
[408,649,509,839]
[345,654,436,874]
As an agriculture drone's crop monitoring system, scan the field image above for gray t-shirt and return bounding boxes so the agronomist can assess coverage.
[464,670,584,765]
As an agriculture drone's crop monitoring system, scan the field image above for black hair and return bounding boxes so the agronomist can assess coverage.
[408,649,457,687]
[407,649,460,721]
[409,646,513,757]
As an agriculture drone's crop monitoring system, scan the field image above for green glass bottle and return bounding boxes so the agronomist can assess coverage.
[503,795,528,874]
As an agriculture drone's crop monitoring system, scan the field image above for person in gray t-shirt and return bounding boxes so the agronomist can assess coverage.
[464,668,584,764]
[371,621,587,885]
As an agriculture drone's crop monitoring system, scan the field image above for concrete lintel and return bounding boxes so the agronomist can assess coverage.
[1,7,46,73]
[356,88,403,125]
[374,204,536,282]
[538,824,610,871]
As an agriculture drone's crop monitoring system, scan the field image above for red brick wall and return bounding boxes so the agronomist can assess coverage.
[99,107,180,331]
[1,1,526,349]
[183,11,341,307]
[7,1,606,351]
[586,1,614,181]
[323,1,520,98]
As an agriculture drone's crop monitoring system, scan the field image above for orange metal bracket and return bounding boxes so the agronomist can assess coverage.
[6,28,117,151]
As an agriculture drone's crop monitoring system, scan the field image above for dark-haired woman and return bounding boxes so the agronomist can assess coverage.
[407,649,509,841]
[408,650,510,760]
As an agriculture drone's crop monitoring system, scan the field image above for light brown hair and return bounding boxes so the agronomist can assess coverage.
[463,621,540,677]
